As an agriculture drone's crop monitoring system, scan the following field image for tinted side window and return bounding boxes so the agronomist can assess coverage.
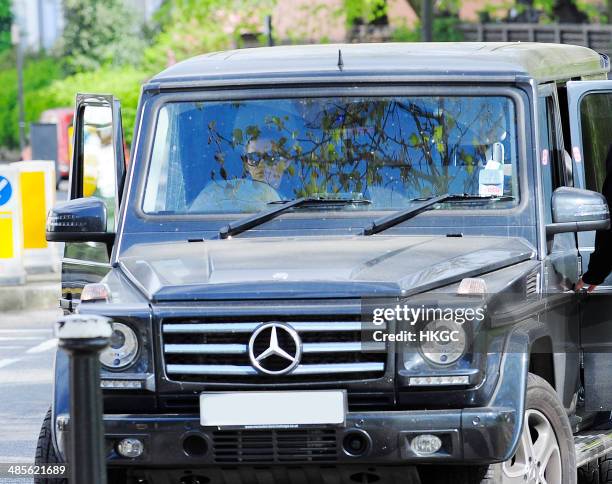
[580,92,612,192]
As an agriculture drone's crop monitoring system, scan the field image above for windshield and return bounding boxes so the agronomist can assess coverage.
[143,95,519,215]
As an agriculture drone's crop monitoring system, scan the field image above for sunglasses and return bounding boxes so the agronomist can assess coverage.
[243,152,286,167]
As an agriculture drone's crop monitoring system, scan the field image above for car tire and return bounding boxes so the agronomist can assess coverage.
[420,373,576,484]
[598,453,612,482]
[34,408,66,484]
[484,373,577,484]
[578,460,600,484]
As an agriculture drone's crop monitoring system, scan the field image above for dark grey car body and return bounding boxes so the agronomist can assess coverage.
[49,42,612,482]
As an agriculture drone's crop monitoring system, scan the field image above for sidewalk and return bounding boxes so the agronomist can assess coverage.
[0,272,60,313]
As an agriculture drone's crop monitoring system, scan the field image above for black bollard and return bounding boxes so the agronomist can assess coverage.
[56,315,112,484]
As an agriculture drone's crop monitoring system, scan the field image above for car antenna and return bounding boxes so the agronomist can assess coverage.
[337,49,344,71]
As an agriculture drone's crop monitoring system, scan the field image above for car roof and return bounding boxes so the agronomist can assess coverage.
[149,42,608,88]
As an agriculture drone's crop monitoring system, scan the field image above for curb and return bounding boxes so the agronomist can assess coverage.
[0,276,60,312]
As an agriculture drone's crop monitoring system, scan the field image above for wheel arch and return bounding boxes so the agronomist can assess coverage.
[528,336,556,390]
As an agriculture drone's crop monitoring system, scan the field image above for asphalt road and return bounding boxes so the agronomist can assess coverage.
[0,182,67,483]
[0,309,61,484]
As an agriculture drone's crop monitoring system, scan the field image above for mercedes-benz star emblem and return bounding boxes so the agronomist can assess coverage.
[248,322,302,375]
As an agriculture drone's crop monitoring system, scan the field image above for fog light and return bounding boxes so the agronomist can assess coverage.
[117,438,144,458]
[342,431,370,457]
[101,379,143,389]
[409,375,470,386]
[411,434,442,455]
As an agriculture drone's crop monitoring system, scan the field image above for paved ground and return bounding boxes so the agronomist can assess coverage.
[56,180,68,202]
[0,309,61,483]
[0,182,71,482]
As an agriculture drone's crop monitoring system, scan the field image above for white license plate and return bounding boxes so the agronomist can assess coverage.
[200,390,347,428]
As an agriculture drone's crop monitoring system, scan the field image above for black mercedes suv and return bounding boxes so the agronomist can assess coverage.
[37,42,612,484]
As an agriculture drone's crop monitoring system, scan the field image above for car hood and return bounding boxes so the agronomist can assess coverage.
[118,235,535,301]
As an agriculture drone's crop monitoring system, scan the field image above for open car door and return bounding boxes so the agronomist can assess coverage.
[567,80,612,410]
[60,94,125,313]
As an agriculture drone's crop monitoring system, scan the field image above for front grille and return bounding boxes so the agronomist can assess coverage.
[161,315,386,383]
[212,429,338,463]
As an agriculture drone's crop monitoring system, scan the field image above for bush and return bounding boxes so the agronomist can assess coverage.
[391,17,464,43]
[37,66,150,146]
[60,0,146,74]
[142,0,275,72]
[0,55,64,149]
[0,0,12,54]
[0,58,147,149]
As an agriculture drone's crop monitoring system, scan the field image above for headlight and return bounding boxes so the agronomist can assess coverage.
[100,322,139,370]
[420,320,466,365]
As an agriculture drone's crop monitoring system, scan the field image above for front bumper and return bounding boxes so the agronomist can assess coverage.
[56,405,517,469]
[54,315,532,477]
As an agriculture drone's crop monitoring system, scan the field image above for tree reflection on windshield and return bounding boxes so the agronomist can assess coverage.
[143,96,518,215]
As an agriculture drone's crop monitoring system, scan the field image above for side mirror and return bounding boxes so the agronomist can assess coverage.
[46,197,114,243]
[546,187,610,235]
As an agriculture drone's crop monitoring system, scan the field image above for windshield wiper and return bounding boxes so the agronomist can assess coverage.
[363,194,450,236]
[362,193,515,236]
[219,197,371,239]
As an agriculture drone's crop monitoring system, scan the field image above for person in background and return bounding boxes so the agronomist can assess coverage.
[576,145,612,292]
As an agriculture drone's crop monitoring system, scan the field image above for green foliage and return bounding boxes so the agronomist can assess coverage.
[60,0,145,74]
[0,0,279,151]
[397,0,461,19]
[0,0,12,53]
[0,56,63,149]
[476,2,507,22]
[36,67,148,146]
[342,0,387,25]
[0,48,14,69]
[142,0,275,73]
[575,0,608,22]
[529,0,605,23]
[0,58,146,148]
[391,17,464,42]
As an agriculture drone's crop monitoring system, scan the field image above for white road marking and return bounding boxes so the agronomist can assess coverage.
[0,336,45,341]
[0,358,20,369]
[0,329,51,333]
[26,339,57,354]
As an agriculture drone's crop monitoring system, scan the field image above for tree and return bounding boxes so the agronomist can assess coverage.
[342,0,460,25]
[343,0,388,25]
[142,0,276,72]
[0,0,12,53]
[402,0,460,18]
[59,0,145,74]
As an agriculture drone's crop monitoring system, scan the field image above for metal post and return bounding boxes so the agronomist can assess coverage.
[265,15,274,46]
[56,315,112,484]
[11,24,26,153]
[421,0,433,42]
[37,0,44,51]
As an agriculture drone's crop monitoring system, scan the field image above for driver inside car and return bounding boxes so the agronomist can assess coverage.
[189,134,291,213]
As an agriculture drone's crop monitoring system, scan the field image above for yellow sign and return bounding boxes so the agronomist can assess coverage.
[0,214,13,259]
[0,166,26,285]
[19,171,47,249]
